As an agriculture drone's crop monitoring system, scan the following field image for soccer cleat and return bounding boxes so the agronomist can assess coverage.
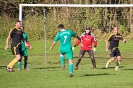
[25,67,30,70]
[74,66,78,70]
[6,67,15,72]
[9,68,15,72]
[94,68,97,70]
[18,68,21,71]
[6,67,10,72]
[69,73,73,77]
[106,62,110,68]
[115,66,119,70]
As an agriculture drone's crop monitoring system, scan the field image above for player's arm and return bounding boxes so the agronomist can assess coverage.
[106,34,112,51]
[25,33,32,49]
[106,40,109,51]
[73,33,81,47]
[122,39,126,43]
[91,34,97,52]
[5,36,11,50]
[120,36,126,43]
[50,33,59,50]
[91,33,97,47]
[5,29,13,50]
[50,42,57,50]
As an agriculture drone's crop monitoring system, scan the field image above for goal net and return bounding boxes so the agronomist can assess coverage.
[19,4,133,63]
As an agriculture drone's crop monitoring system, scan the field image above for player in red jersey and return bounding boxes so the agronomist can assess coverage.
[73,26,97,70]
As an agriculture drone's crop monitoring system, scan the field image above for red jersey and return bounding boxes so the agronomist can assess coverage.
[74,33,97,50]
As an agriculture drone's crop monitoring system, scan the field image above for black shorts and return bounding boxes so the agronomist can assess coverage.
[11,43,22,55]
[110,48,121,57]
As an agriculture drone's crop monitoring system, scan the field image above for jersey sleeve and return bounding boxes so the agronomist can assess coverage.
[54,33,60,42]
[91,33,97,47]
[120,34,124,40]
[71,30,76,37]
[23,33,28,42]
[8,28,14,38]
[107,34,113,41]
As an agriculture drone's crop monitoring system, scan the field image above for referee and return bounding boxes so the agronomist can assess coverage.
[106,27,126,70]
[5,20,27,72]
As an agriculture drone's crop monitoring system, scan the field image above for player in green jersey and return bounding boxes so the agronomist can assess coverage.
[18,26,32,70]
[50,24,79,77]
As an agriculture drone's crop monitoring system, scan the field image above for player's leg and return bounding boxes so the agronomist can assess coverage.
[87,50,96,70]
[6,45,22,72]
[75,50,86,70]
[115,49,121,70]
[60,54,65,68]
[106,49,115,68]
[23,49,29,70]
[106,57,115,68]
[24,56,29,70]
[66,51,74,77]
[18,57,22,70]
[7,54,21,72]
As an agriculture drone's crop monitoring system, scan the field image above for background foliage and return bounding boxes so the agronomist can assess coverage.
[0,0,133,40]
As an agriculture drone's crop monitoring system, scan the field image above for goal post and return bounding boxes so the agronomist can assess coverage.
[19,4,133,23]
[19,4,133,63]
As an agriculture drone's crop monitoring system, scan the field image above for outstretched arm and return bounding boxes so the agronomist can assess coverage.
[50,42,57,50]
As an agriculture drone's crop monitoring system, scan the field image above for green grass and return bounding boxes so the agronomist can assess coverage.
[0,39,133,88]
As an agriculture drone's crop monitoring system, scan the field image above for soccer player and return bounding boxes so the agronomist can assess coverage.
[5,20,27,72]
[73,26,97,70]
[18,26,32,70]
[105,27,126,70]
[50,24,79,77]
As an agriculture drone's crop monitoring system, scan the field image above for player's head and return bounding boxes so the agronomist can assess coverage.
[15,20,21,29]
[85,26,91,34]
[113,27,118,35]
[58,24,64,31]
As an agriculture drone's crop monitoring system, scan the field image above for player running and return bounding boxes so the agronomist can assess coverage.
[50,24,79,77]
[73,26,97,70]
[18,26,32,70]
[5,20,27,72]
[106,27,126,70]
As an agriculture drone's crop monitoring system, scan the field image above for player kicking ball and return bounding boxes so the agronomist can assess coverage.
[106,27,126,70]
[50,24,79,77]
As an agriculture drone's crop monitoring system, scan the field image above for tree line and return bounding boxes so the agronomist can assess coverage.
[0,0,133,40]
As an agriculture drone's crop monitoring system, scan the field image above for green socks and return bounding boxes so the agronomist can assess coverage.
[69,63,73,74]
[18,62,22,69]
[60,55,65,67]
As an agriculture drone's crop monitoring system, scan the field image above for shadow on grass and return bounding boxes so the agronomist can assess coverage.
[81,73,113,77]
[123,69,133,70]
[0,66,6,69]
[100,66,124,69]
[33,66,61,70]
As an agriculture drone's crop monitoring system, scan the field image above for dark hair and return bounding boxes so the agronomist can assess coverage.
[58,24,64,29]
[15,20,21,23]
[86,26,91,30]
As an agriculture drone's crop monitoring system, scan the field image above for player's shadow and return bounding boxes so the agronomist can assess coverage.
[100,66,124,69]
[123,69,133,70]
[0,66,6,69]
[34,66,61,70]
[81,73,113,77]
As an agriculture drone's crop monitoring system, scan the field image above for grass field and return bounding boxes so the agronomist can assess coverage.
[0,39,133,88]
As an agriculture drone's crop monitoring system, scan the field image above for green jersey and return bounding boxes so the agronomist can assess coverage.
[21,33,28,51]
[54,29,76,52]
